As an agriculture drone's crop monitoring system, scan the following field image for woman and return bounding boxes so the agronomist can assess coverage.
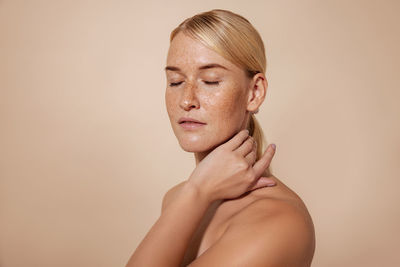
[126,9,315,267]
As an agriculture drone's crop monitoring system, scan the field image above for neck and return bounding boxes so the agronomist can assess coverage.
[194,150,210,166]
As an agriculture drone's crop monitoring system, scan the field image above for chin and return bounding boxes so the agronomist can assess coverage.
[177,136,217,153]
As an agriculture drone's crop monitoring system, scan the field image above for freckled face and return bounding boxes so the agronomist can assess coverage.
[165,32,251,152]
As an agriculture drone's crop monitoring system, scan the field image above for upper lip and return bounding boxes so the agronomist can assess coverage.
[178,117,206,124]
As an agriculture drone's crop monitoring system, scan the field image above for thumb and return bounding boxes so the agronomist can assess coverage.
[248,176,276,191]
[253,144,276,178]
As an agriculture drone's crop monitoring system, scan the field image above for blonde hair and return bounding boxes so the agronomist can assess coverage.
[170,9,271,175]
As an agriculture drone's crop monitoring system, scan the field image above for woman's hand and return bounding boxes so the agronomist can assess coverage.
[187,129,277,203]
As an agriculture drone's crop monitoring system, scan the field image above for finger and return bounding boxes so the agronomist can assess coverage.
[244,150,257,166]
[221,129,249,151]
[253,144,276,178]
[235,136,255,156]
[248,176,276,191]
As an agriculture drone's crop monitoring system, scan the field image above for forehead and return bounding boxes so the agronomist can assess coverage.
[166,32,239,71]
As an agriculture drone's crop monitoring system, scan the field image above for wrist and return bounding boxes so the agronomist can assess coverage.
[183,180,214,206]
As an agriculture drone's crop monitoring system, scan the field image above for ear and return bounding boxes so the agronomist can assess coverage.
[246,73,268,113]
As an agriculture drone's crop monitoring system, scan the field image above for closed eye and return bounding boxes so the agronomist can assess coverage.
[204,81,220,85]
[169,81,183,87]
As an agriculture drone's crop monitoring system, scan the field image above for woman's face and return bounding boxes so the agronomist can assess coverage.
[165,32,253,153]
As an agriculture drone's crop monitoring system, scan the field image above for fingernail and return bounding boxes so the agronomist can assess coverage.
[271,143,276,150]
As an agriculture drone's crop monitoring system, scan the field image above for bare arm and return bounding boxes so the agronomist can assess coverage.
[126,130,277,266]
[126,182,211,267]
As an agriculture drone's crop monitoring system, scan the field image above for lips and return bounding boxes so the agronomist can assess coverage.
[178,117,206,130]
[178,117,206,124]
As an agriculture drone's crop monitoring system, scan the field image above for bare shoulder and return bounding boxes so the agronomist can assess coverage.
[161,180,187,212]
[188,175,316,267]
[236,175,314,224]
[229,175,315,265]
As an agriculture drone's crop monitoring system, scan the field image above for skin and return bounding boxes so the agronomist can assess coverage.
[126,32,315,267]
[164,31,266,164]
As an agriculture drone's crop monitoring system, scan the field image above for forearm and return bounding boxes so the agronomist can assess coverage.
[126,182,211,267]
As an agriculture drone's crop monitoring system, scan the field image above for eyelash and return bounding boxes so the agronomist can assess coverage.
[204,81,220,85]
[169,81,220,87]
[169,82,183,87]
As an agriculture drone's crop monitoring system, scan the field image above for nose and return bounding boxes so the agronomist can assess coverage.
[179,82,200,111]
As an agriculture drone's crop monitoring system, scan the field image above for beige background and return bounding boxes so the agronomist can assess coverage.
[1,0,399,266]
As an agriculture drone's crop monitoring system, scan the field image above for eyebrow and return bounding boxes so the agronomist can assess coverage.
[164,63,229,72]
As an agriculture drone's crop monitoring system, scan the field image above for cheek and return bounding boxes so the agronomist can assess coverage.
[165,89,177,117]
[204,87,247,125]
